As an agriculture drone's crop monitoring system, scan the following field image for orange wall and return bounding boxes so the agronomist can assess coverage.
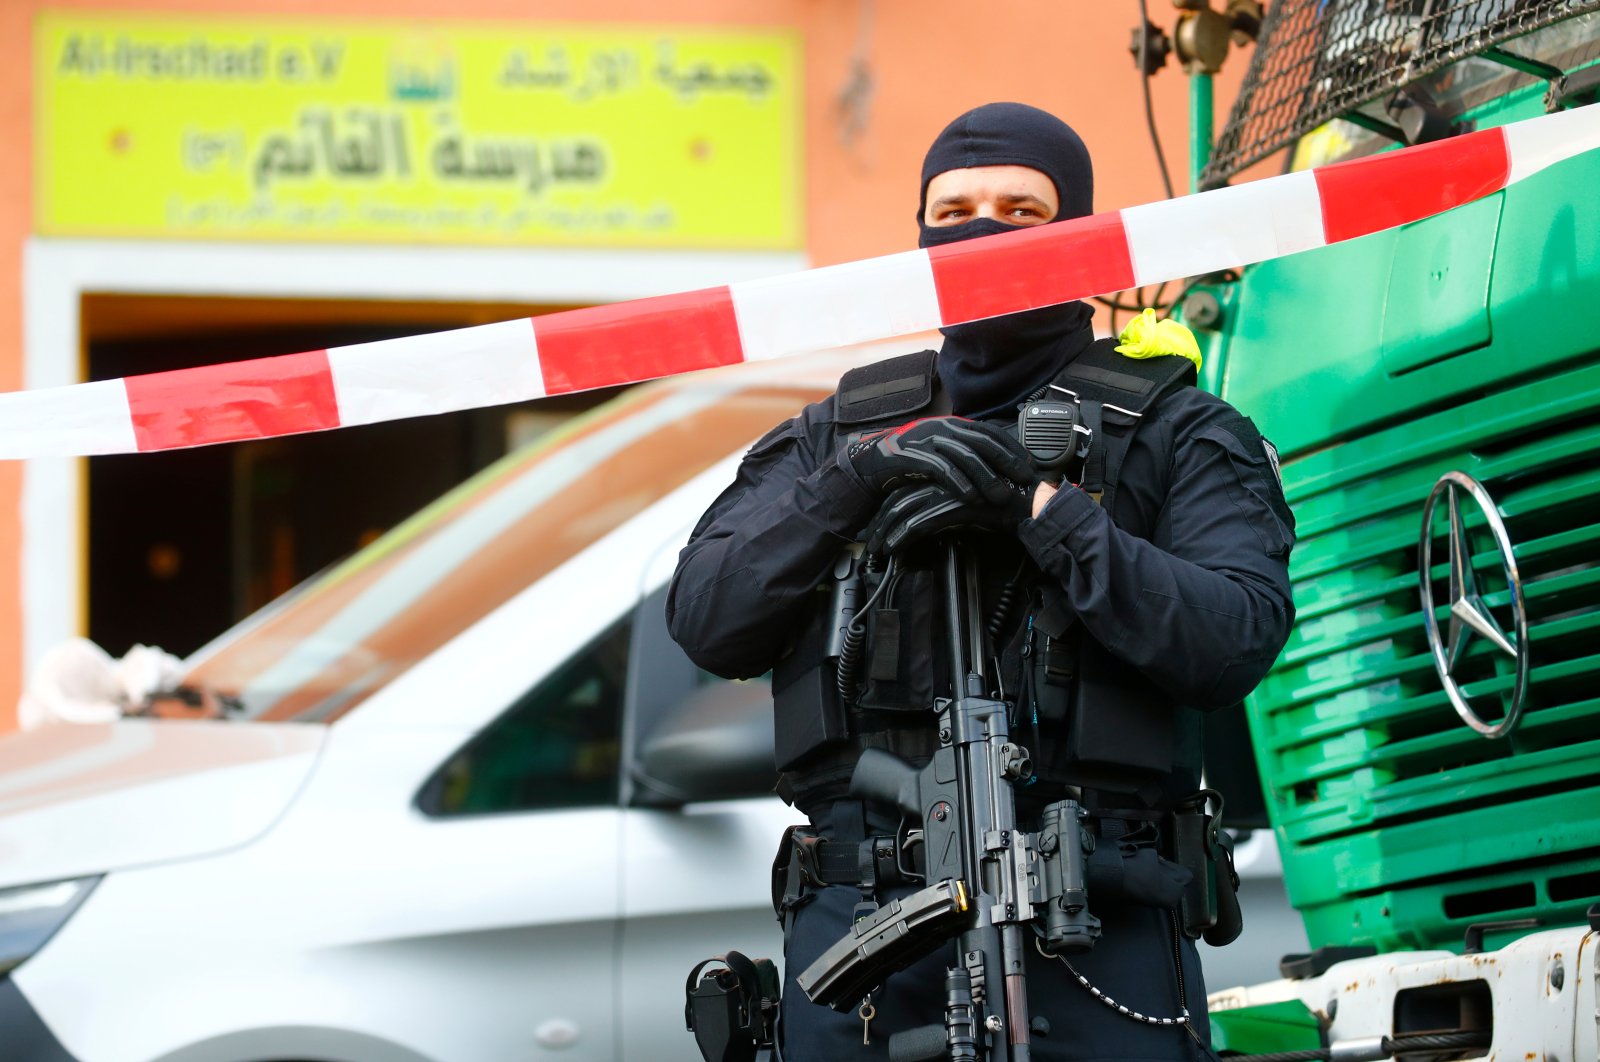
[0,0,1259,729]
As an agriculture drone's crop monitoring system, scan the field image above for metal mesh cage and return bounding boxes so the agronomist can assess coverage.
[1203,0,1600,187]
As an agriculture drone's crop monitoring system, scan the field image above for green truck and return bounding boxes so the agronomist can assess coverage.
[1175,0,1600,1055]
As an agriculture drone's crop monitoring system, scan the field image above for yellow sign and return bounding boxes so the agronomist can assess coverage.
[36,13,802,249]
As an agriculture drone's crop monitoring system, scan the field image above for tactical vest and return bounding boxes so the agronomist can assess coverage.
[772,340,1198,813]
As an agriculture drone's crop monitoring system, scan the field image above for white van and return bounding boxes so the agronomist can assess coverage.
[0,348,899,1062]
[0,345,1295,1062]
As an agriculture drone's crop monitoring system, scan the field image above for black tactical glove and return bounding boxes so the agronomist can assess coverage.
[863,479,1034,556]
[845,417,1036,506]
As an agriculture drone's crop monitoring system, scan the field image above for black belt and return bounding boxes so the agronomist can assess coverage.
[810,816,1160,885]
[803,809,1162,887]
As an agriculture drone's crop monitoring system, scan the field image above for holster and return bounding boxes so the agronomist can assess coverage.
[772,824,817,926]
[684,951,781,1062]
[1169,792,1243,945]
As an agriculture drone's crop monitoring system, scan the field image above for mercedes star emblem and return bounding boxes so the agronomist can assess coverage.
[1418,471,1529,739]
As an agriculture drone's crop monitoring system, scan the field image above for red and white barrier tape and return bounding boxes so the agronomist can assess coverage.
[4,105,1598,459]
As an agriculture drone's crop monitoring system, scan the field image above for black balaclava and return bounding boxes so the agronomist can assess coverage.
[918,102,1097,418]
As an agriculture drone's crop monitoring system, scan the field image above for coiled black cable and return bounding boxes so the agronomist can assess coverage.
[985,559,1030,642]
[835,624,868,704]
[835,557,897,705]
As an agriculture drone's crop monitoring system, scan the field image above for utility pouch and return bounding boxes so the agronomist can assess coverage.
[1083,818,1191,911]
[774,548,865,771]
[1068,648,1175,786]
[1093,845,1191,910]
[684,951,781,1062]
[1205,823,1243,947]
[1029,616,1175,793]
[773,618,848,772]
[1025,583,1175,793]
[857,567,938,712]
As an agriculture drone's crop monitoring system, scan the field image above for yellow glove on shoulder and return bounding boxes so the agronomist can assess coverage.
[1115,308,1203,373]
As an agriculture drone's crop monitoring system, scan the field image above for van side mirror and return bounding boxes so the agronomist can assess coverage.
[632,680,774,807]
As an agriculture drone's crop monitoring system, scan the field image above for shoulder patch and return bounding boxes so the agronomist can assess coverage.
[1058,337,1195,416]
[836,349,937,426]
[1207,413,1295,534]
[1211,412,1260,448]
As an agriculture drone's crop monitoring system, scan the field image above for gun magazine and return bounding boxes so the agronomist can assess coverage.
[795,878,972,1011]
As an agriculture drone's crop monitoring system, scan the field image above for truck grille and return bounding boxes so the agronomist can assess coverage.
[1253,356,1600,952]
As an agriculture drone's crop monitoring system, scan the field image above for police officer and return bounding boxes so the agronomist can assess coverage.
[668,102,1294,1059]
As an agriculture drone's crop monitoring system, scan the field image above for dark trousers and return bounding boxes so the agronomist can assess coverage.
[778,809,1212,1062]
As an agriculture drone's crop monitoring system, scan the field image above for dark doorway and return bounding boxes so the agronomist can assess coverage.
[83,295,611,660]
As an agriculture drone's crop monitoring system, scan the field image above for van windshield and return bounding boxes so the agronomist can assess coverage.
[183,379,820,724]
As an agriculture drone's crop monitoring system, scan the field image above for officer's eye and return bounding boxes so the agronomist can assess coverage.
[997,196,1055,225]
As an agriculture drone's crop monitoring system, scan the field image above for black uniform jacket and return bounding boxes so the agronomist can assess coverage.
[666,366,1295,725]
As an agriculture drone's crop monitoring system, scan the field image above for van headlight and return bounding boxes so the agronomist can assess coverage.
[0,877,100,976]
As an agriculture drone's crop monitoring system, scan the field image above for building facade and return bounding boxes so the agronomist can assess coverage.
[0,0,1256,731]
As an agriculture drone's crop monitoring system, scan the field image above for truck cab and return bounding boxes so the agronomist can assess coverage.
[1186,3,1600,1055]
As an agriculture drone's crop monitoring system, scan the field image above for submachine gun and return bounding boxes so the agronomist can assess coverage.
[798,400,1101,1062]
